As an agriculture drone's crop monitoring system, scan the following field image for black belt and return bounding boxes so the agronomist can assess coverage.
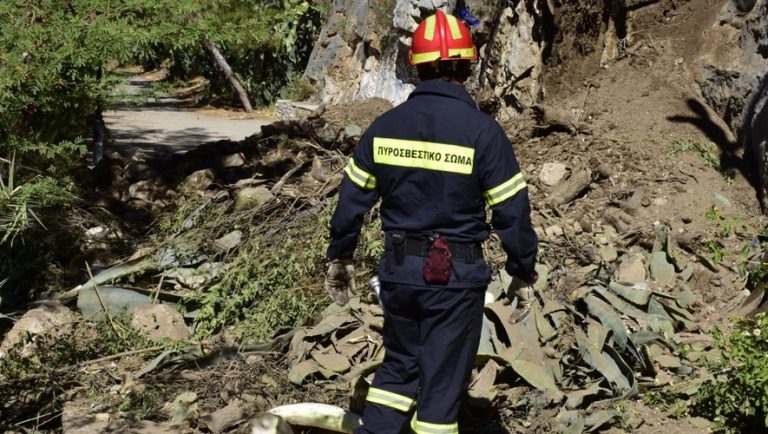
[402,237,483,260]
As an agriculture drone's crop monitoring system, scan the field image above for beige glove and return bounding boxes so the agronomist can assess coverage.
[325,259,356,306]
[507,275,536,324]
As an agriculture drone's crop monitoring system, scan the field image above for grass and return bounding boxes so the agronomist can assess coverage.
[667,138,720,171]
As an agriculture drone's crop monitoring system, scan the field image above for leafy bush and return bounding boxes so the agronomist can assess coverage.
[191,206,333,340]
[191,200,384,341]
[693,314,768,433]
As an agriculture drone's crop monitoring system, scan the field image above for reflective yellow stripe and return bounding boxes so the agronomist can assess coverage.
[448,48,475,58]
[411,51,441,64]
[373,137,474,175]
[484,172,526,206]
[424,15,436,41]
[411,414,459,434]
[446,15,462,40]
[412,49,474,63]
[366,387,414,412]
[344,158,376,190]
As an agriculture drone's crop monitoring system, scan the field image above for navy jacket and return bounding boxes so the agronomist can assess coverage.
[327,80,537,288]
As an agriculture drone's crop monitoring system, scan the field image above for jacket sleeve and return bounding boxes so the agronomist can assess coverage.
[477,124,538,281]
[326,132,380,259]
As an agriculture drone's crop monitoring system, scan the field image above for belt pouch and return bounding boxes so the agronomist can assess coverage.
[385,231,406,274]
[392,231,406,265]
[422,234,452,285]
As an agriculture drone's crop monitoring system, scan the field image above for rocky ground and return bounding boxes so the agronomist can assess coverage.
[1,0,767,433]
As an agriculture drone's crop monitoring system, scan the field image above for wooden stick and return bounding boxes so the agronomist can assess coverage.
[85,262,121,340]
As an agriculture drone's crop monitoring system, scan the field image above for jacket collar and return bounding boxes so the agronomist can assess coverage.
[408,80,478,110]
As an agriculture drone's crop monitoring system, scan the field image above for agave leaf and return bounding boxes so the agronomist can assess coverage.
[592,285,648,319]
[609,281,652,305]
[306,314,357,338]
[508,358,562,396]
[575,327,632,394]
[534,303,558,343]
[586,316,609,349]
[565,381,611,409]
[558,409,586,434]
[311,351,351,374]
[288,360,322,385]
[584,294,629,349]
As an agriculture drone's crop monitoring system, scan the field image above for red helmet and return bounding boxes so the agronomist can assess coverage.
[409,10,477,65]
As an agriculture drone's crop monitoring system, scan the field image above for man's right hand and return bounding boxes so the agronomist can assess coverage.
[507,272,537,324]
[324,258,356,306]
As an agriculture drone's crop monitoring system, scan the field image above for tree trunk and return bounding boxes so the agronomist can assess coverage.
[204,40,254,113]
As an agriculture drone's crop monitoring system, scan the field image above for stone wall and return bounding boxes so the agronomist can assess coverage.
[302,0,548,114]
[694,0,768,209]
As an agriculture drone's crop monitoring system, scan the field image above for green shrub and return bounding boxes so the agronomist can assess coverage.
[693,314,768,433]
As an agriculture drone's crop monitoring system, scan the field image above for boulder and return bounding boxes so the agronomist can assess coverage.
[539,162,568,186]
[131,304,191,342]
[0,302,79,358]
[616,253,646,284]
[234,186,274,212]
[182,169,214,194]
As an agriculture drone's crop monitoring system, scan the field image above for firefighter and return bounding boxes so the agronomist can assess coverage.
[324,9,538,434]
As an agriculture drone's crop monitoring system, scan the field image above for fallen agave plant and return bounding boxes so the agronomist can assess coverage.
[250,403,362,434]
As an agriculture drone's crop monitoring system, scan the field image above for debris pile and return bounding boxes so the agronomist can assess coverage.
[283,223,734,432]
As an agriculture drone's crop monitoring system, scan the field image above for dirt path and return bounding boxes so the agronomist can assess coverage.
[104,79,274,159]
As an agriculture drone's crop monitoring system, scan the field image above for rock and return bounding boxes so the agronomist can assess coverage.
[315,123,340,145]
[128,180,155,202]
[61,399,111,434]
[234,186,274,212]
[539,163,568,186]
[616,254,646,283]
[214,230,243,251]
[545,225,564,237]
[0,302,79,358]
[131,304,191,342]
[182,169,214,194]
[343,124,363,141]
[598,246,618,263]
[711,192,732,208]
[275,99,320,120]
[685,351,703,363]
[219,153,247,168]
[596,163,614,179]
[547,166,592,206]
[654,354,682,369]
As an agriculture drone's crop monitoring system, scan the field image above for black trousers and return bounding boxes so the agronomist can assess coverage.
[354,282,485,434]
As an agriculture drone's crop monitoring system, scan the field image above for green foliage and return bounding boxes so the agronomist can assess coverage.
[0,0,326,239]
[693,314,768,433]
[705,205,741,238]
[190,200,383,340]
[703,240,725,265]
[642,387,690,419]
[667,138,720,170]
[191,209,332,340]
[0,156,74,244]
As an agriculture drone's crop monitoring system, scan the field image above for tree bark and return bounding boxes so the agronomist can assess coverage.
[204,40,254,113]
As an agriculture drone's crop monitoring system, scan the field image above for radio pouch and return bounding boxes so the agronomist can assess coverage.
[422,234,452,285]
